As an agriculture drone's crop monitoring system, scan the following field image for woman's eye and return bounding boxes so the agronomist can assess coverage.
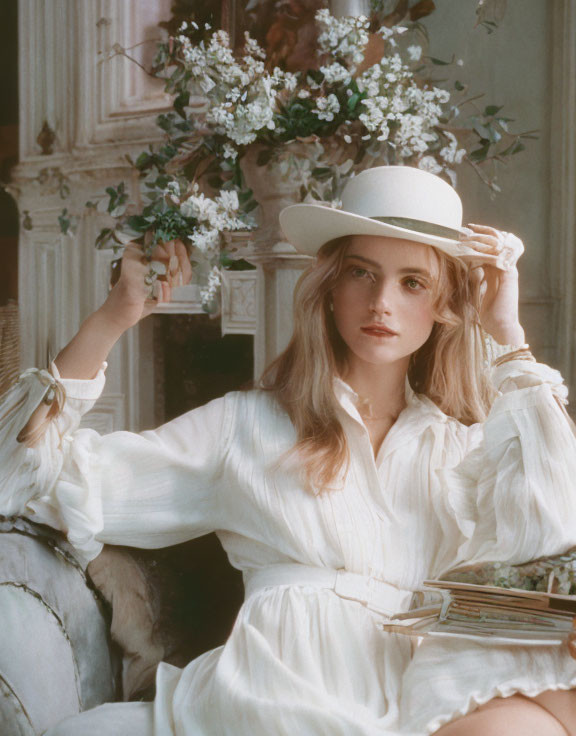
[404,278,425,290]
[351,267,372,279]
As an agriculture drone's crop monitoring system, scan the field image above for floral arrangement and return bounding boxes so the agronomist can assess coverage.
[69,3,532,314]
[444,549,576,596]
[90,176,254,312]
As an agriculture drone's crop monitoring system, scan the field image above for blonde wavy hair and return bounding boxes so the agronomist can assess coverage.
[258,235,497,493]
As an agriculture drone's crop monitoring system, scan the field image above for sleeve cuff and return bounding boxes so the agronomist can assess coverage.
[490,358,568,399]
[49,360,108,401]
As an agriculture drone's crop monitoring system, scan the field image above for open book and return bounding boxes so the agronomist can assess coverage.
[382,552,576,646]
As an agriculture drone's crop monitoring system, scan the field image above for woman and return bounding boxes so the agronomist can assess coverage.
[2,166,576,735]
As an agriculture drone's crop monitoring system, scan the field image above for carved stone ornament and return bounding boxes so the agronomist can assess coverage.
[36,120,56,155]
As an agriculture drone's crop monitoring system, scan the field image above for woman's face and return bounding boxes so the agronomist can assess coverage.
[330,235,440,369]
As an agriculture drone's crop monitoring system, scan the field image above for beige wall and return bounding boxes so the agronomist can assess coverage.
[423,2,569,377]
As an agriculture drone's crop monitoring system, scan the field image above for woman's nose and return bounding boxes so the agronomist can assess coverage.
[370,280,393,315]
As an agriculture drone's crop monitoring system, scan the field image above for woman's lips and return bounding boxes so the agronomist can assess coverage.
[361,327,398,338]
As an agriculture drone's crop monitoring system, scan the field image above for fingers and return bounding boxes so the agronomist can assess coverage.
[461,238,502,253]
[121,239,192,297]
[175,239,193,285]
[459,225,524,273]
[466,223,500,234]
[458,251,504,269]
[147,239,192,287]
[160,280,172,302]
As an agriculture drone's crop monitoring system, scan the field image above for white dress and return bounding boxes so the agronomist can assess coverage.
[2,355,576,736]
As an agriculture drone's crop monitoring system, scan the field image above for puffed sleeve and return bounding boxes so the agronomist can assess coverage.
[437,354,576,573]
[0,361,236,564]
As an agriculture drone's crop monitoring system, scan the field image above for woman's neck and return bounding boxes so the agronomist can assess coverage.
[341,357,409,420]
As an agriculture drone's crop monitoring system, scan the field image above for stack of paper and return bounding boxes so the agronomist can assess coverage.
[382,580,576,646]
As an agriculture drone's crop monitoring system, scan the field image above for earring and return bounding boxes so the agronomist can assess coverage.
[329,301,334,312]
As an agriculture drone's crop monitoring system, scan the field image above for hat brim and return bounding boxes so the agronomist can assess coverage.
[279,204,471,258]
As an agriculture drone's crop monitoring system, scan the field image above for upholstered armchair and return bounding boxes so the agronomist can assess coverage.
[0,516,244,735]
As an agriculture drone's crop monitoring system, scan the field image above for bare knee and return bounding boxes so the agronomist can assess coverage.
[433,694,569,736]
[532,690,576,736]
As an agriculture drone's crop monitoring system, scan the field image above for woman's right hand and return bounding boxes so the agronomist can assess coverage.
[100,239,193,334]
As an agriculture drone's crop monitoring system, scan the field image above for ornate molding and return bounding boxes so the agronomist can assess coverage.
[221,270,258,335]
[152,285,205,315]
[76,0,173,148]
[18,227,63,370]
[18,0,75,160]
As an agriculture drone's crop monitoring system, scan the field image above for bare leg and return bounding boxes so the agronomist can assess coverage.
[532,690,576,736]
[432,693,569,736]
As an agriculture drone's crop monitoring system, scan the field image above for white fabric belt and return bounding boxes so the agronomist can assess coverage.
[243,563,414,618]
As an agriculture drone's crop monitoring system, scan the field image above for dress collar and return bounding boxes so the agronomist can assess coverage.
[332,373,449,460]
[332,373,442,416]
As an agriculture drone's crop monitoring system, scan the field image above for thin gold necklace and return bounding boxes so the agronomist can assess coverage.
[357,396,404,422]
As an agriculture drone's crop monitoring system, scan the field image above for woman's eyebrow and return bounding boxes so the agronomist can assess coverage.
[344,254,433,278]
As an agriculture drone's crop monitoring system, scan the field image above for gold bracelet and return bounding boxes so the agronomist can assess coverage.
[493,344,535,367]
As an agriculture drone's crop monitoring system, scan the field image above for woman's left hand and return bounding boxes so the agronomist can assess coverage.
[458,223,526,345]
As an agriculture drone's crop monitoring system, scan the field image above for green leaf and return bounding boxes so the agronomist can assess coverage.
[58,209,70,235]
[238,189,254,204]
[95,228,114,249]
[174,90,191,117]
[473,122,492,140]
[468,142,491,162]
[127,215,152,232]
[243,199,259,213]
[311,167,333,180]
[454,80,465,91]
[484,105,503,116]
[429,57,451,66]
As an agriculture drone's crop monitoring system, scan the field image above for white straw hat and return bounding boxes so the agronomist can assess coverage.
[279,165,471,258]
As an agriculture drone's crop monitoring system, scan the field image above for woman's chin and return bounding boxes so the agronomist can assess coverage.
[346,344,411,367]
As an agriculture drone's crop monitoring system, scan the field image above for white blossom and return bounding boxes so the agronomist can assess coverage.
[243,32,266,60]
[320,62,352,85]
[188,225,220,254]
[376,122,390,142]
[199,76,216,94]
[222,143,238,160]
[200,265,222,307]
[445,168,457,187]
[407,45,422,62]
[358,98,386,130]
[215,189,240,215]
[180,192,217,222]
[312,94,341,122]
[417,155,443,175]
[439,131,466,165]
[315,9,369,70]
[181,27,298,147]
